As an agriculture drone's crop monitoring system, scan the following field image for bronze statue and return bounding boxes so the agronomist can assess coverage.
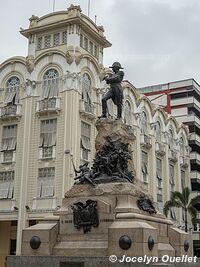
[74,163,95,186]
[100,62,124,119]
[73,138,134,185]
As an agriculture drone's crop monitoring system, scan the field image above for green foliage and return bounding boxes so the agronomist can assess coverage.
[163,187,199,232]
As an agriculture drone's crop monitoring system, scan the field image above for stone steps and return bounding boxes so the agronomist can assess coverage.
[53,241,108,256]
[158,243,175,257]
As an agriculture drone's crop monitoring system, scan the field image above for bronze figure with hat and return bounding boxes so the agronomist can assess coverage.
[99,62,124,119]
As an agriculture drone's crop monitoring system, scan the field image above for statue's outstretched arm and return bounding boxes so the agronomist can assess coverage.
[105,72,124,83]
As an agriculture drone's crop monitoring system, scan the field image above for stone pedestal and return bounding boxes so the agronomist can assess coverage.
[19,119,193,261]
[20,182,192,258]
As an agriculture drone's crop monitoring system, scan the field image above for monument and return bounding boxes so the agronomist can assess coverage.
[7,64,193,266]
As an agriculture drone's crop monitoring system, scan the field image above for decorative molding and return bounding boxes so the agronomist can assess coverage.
[26,55,35,73]
[62,71,81,91]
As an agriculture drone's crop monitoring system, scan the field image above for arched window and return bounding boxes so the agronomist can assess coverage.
[155,121,162,142]
[141,111,148,134]
[43,69,59,98]
[82,73,92,104]
[180,137,185,157]
[124,101,132,125]
[5,76,20,104]
[168,129,174,150]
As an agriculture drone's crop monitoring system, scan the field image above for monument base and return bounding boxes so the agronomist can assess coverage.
[19,183,193,259]
[16,119,193,262]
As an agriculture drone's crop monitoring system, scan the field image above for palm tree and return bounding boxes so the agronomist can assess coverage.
[163,187,200,232]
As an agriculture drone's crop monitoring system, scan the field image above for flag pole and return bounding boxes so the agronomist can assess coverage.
[88,0,91,17]
[53,0,56,12]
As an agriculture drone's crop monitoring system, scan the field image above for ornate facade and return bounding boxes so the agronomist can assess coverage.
[0,4,191,265]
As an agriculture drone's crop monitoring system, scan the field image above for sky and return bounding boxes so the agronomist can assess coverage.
[1,0,200,87]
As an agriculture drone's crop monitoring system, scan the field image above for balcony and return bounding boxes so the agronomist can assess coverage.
[79,99,95,120]
[155,142,165,156]
[32,196,57,210]
[140,134,152,149]
[191,171,200,180]
[36,97,61,115]
[190,152,200,163]
[0,104,22,121]
[168,149,178,163]
[39,147,56,160]
[0,151,16,164]
[180,156,189,168]
[0,199,17,212]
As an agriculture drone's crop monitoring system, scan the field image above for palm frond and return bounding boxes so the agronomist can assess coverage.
[163,200,173,217]
[189,195,200,207]
[171,191,185,207]
[163,198,182,216]
[188,205,198,225]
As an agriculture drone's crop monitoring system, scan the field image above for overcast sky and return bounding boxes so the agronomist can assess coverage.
[1,0,200,87]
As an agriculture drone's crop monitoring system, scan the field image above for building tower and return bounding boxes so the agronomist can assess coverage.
[0,4,111,263]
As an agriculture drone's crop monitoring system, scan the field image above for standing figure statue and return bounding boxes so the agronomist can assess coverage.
[100,62,124,119]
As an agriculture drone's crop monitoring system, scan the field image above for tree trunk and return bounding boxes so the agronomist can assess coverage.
[185,208,188,232]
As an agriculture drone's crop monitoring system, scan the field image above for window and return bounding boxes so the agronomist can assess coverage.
[168,129,174,150]
[80,34,83,47]
[0,171,14,199]
[37,37,43,50]
[44,35,51,48]
[42,69,59,99]
[155,121,161,142]
[39,119,57,158]
[1,125,17,162]
[141,151,148,183]
[82,73,92,112]
[5,77,20,104]
[124,101,132,125]
[81,122,91,161]
[84,37,88,51]
[156,158,163,201]
[37,168,54,197]
[94,45,98,58]
[53,33,60,46]
[62,32,67,44]
[141,112,148,134]
[169,164,175,193]
[89,41,93,55]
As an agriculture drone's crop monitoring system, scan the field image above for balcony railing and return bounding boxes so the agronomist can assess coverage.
[36,97,61,115]
[38,147,56,160]
[0,104,22,120]
[79,99,95,119]
[140,134,152,149]
[155,142,165,156]
[0,151,16,164]
[168,149,178,163]
[180,156,189,168]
